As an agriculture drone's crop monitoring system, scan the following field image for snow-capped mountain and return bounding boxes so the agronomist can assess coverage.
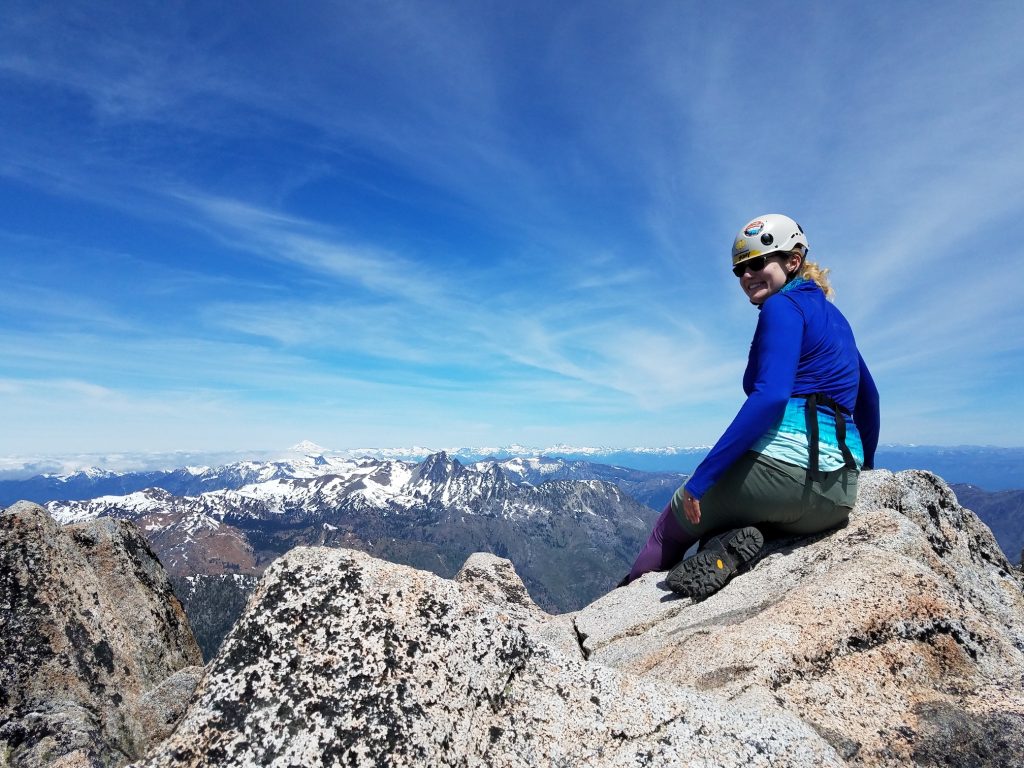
[2,453,366,507]
[47,452,667,529]
[10,442,1024,507]
[39,450,686,519]
[0,443,706,490]
[45,452,668,616]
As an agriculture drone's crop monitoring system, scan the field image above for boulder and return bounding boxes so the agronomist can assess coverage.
[0,501,204,767]
[575,470,1024,766]
[453,552,581,658]
[135,546,842,767]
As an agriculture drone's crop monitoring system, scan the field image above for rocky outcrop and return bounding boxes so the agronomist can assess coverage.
[950,483,1024,567]
[575,470,1024,766]
[135,546,841,767]
[0,502,203,767]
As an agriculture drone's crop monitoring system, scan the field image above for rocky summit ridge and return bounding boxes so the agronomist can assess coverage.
[2,468,1024,767]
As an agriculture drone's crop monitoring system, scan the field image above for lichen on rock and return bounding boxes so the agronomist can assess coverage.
[136,546,841,767]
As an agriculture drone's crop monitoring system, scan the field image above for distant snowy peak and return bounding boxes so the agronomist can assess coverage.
[281,444,710,462]
[1,445,711,485]
[482,456,565,482]
[47,467,120,482]
[289,440,328,455]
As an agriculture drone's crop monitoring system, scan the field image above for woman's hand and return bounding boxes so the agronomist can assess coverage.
[683,489,702,525]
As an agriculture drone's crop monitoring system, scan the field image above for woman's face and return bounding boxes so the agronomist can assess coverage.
[737,252,801,305]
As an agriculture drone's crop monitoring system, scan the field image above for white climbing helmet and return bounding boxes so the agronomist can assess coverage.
[731,214,808,267]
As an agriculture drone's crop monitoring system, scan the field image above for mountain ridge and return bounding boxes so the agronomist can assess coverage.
[43,452,668,619]
[4,442,1023,491]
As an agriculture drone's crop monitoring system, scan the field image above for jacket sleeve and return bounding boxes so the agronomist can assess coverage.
[854,352,880,469]
[684,297,802,499]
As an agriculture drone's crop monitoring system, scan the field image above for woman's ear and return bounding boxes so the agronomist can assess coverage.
[787,249,804,276]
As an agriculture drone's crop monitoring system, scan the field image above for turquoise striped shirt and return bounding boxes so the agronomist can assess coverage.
[751,396,865,471]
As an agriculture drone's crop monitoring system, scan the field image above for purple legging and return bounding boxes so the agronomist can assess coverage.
[625,502,697,584]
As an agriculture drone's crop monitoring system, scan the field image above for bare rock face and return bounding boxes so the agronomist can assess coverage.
[576,470,1024,766]
[136,546,843,767]
[0,501,204,767]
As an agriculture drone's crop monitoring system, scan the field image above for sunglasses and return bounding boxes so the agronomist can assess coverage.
[732,255,773,277]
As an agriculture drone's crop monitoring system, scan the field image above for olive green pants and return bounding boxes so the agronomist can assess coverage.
[672,451,857,539]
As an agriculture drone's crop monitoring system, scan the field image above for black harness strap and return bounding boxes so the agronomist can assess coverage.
[797,392,858,479]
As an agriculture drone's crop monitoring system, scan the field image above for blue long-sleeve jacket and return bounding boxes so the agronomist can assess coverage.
[685,278,880,499]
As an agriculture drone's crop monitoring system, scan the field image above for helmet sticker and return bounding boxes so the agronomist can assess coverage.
[743,221,764,236]
[734,238,747,251]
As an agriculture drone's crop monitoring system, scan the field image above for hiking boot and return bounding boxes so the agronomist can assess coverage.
[666,526,764,599]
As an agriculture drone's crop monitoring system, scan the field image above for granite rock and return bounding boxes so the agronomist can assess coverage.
[135,546,842,767]
[575,470,1024,766]
[0,501,203,767]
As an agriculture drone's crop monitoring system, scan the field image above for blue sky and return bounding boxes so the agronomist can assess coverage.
[2,1,1023,458]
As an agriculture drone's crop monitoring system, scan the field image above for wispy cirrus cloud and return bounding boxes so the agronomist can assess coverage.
[2,1,1023,454]
[169,189,735,409]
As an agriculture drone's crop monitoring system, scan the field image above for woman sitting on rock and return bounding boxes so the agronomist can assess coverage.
[623,214,880,598]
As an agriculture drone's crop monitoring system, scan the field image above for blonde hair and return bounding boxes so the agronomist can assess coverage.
[793,246,834,299]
